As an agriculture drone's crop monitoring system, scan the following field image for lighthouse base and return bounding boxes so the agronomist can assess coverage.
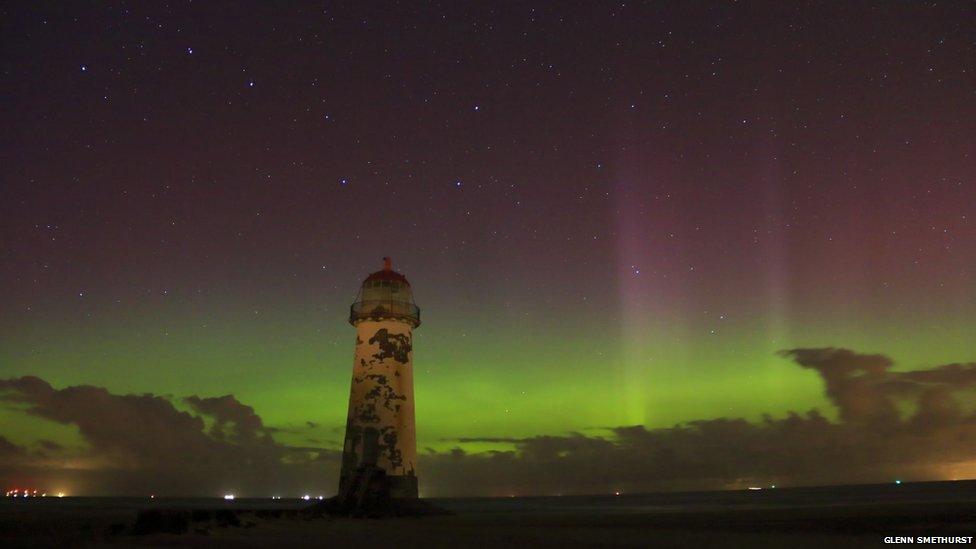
[325,466,431,517]
[312,493,450,519]
[339,466,418,506]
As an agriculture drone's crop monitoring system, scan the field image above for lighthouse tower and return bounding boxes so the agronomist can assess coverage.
[339,257,420,499]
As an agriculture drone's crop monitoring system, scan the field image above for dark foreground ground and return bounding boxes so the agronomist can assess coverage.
[2,481,975,547]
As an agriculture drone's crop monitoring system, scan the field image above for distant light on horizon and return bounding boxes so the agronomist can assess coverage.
[223,494,235,500]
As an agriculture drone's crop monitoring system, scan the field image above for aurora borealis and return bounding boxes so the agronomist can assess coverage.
[1,2,974,496]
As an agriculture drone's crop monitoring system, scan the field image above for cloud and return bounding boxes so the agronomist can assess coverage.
[779,348,899,424]
[1,348,975,496]
[0,377,338,496]
[0,435,24,459]
[418,349,976,496]
[183,394,270,443]
[900,363,976,387]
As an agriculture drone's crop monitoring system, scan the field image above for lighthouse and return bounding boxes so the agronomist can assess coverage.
[339,257,421,500]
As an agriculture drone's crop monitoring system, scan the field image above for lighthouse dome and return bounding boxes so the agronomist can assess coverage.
[349,257,421,327]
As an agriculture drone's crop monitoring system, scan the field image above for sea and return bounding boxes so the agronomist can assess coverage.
[3,479,974,515]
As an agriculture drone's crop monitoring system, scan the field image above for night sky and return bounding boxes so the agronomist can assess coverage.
[1,2,974,497]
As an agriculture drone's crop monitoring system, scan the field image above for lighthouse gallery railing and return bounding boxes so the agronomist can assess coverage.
[349,300,421,326]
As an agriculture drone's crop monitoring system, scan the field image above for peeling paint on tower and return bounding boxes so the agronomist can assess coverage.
[340,257,420,498]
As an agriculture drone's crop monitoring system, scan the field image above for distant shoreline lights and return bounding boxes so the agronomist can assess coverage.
[4,488,55,498]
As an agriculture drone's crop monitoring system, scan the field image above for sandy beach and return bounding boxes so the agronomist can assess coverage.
[3,483,975,547]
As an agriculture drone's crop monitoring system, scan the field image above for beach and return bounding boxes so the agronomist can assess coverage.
[2,481,975,547]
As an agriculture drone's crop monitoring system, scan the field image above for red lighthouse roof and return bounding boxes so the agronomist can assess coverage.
[364,256,410,284]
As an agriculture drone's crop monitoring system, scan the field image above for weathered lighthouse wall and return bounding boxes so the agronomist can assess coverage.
[340,319,417,496]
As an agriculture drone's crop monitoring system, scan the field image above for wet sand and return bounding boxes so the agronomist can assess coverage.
[3,484,975,547]
[136,502,976,548]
